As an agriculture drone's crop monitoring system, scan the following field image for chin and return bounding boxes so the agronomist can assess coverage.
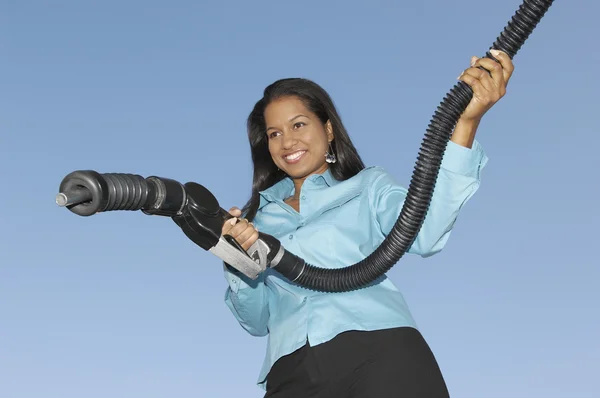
[278,157,325,179]
[282,170,305,179]
[280,166,309,179]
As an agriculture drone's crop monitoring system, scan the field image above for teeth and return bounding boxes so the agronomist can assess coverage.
[285,151,305,161]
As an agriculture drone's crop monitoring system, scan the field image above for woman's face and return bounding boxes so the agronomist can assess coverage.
[264,96,333,180]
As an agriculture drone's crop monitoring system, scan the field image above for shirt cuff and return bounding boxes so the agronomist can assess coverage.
[440,139,488,178]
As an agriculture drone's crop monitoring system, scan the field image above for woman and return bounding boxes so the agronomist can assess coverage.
[222,50,514,397]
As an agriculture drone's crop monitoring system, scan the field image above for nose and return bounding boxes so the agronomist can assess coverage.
[282,131,298,149]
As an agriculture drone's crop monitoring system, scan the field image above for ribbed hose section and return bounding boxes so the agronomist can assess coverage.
[289,0,554,292]
[489,0,553,59]
[101,173,151,212]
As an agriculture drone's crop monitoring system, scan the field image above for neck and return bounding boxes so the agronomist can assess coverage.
[290,180,304,200]
[289,164,329,200]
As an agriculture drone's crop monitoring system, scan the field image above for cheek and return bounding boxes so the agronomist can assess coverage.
[267,141,279,160]
[310,134,328,153]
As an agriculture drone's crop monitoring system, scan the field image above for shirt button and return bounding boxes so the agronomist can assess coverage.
[301,195,306,200]
[289,234,293,240]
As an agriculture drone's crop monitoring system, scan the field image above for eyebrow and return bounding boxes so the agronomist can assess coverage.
[266,114,308,131]
[290,114,308,121]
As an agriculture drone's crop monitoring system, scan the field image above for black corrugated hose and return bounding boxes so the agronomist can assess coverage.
[56,0,555,293]
[286,0,555,292]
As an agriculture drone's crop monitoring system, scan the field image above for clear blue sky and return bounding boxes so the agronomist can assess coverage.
[2,0,599,397]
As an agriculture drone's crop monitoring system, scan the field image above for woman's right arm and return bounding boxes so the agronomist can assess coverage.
[222,208,270,337]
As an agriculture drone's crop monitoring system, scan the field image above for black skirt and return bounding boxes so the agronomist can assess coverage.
[264,327,450,398]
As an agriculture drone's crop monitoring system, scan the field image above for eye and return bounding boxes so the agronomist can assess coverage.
[268,131,280,139]
[293,122,305,129]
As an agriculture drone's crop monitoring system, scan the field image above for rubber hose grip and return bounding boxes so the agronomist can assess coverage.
[101,173,152,212]
[58,170,153,216]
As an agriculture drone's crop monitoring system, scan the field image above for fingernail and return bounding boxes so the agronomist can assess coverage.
[490,49,500,57]
[229,218,237,226]
[470,56,477,67]
[457,72,463,79]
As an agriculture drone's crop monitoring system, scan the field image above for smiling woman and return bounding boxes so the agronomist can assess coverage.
[265,97,342,211]
[220,61,511,396]
[266,99,332,177]
[241,78,366,219]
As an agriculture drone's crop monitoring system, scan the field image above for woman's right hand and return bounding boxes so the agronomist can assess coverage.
[221,206,260,251]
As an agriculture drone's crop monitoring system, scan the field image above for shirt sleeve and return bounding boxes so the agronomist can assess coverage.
[223,264,270,337]
[370,139,488,257]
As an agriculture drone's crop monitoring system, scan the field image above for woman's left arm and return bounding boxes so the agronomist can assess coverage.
[372,50,514,257]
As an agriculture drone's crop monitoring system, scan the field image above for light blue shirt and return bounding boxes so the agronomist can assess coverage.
[224,139,488,389]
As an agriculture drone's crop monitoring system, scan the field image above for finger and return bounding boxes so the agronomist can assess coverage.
[470,55,478,68]
[474,57,505,89]
[489,49,514,83]
[222,216,238,235]
[240,230,259,251]
[237,224,259,250]
[458,72,488,99]
[460,67,494,93]
[228,218,251,238]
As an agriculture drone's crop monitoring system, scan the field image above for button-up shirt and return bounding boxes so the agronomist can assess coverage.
[224,140,488,389]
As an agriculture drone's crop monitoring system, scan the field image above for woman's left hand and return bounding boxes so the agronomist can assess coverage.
[457,49,514,123]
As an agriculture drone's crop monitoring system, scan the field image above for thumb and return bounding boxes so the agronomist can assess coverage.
[229,206,242,217]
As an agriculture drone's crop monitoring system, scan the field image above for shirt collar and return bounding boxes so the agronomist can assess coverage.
[258,168,339,209]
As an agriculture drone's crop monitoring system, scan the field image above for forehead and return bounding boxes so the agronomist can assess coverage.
[264,96,312,124]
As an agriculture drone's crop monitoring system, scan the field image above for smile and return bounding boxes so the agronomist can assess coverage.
[283,150,306,163]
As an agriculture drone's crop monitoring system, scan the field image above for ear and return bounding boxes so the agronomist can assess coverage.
[325,120,334,142]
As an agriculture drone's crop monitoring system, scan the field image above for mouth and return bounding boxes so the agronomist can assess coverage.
[283,150,307,164]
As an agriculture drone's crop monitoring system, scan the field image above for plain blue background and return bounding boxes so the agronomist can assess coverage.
[2,0,599,397]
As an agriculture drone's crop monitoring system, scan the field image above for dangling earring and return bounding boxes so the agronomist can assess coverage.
[325,142,337,164]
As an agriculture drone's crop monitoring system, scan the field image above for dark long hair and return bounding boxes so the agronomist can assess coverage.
[241,78,365,221]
